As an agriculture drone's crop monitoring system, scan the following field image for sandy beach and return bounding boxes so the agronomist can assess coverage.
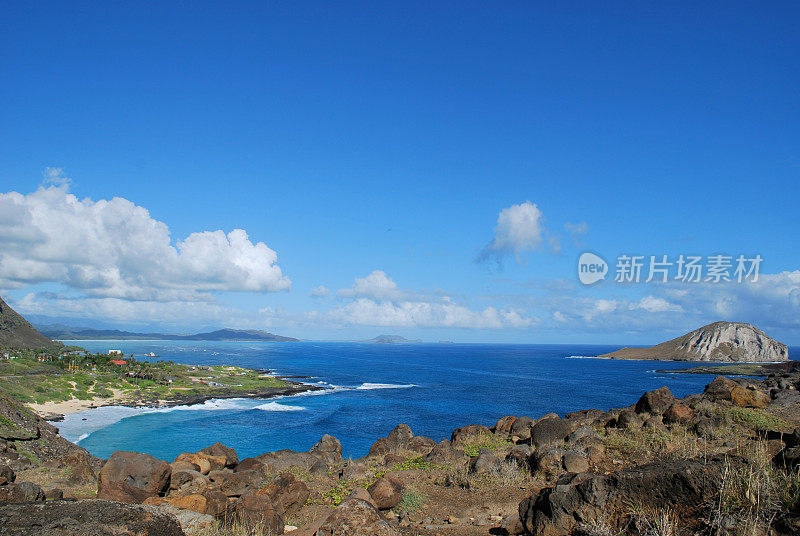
[26,388,129,418]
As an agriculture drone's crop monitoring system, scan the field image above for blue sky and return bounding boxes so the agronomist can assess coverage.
[1,2,798,344]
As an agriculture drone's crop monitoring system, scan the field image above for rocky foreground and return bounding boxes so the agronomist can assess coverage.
[1,365,800,536]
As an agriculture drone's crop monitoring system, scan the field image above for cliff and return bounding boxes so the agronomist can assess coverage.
[599,321,789,362]
[0,296,62,351]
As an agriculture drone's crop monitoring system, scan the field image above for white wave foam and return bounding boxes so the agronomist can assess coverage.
[254,402,307,411]
[355,383,417,390]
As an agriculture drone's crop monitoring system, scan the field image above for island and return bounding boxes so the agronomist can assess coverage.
[598,321,789,362]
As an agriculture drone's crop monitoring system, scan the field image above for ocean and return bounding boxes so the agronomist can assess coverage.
[57,341,747,461]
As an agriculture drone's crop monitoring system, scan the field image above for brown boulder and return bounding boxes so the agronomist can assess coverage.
[0,465,15,485]
[149,489,227,517]
[314,498,398,536]
[562,451,589,473]
[235,457,269,474]
[258,473,310,518]
[97,479,153,504]
[234,492,284,534]
[0,481,45,503]
[494,415,518,435]
[169,469,210,491]
[510,416,534,442]
[406,436,436,455]
[386,424,413,451]
[468,451,502,475]
[664,403,695,424]
[348,487,378,508]
[100,451,171,496]
[731,386,770,408]
[635,386,675,415]
[531,417,571,447]
[174,452,211,474]
[424,440,465,463]
[368,438,391,457]
[704,376,739,401]
[309,434,342,466]
[367,476,403,510]
[199,442,239,468]
[215,469,263,497]
[451,424,492,447]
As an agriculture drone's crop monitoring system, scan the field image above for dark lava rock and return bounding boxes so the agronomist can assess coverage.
[367,476,404,510]
[386,424,413,451]
[531,417,571,448]
[451,425,492,447]
[468,451,502,475]
[234,492,284,535]
[309,434,342,466]
[494,416,518,435]
[635,386,675,415]
[0,499,185,536]
[99,451,171,496]
[519,456,746,536]
[0,481,45,503]
[259,472,310,518]
[314,498,399,536]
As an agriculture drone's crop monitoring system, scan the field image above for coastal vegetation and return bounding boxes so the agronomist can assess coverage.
[0,349,290,408]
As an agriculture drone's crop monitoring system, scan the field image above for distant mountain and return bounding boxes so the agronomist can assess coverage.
[367,335,422,343]
[0,296,63,350]
[598,321,788,362]
[38,325,299,342]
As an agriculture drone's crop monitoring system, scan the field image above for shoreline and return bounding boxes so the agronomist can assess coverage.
[29,379,324,422]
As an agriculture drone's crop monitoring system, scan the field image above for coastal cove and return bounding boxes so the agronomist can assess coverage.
[52,341,791,461]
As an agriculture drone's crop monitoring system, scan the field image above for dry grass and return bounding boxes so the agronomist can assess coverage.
[442,459,534,490]
[713,440,800,532]
[603,425,703,461]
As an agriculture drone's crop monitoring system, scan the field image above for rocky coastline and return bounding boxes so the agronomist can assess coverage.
[1,364,799,536]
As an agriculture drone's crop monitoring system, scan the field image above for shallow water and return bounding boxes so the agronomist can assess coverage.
[58,341,759,460]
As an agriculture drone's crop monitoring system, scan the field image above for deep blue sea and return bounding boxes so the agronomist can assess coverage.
[57,341,747,461]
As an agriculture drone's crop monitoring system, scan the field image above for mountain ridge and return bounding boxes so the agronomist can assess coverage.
[37,325,299,342]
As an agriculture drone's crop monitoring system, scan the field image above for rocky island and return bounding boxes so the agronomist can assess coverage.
[599,321,789,362]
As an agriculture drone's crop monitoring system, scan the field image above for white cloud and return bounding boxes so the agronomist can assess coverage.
[0,184,290,301]
[553,311,567,323]
[325,298,535,329]
[324,271,535,329]
[630,296,683,313]
[310,285,330,298]
[478,201,548,264]
[337,270,403,300]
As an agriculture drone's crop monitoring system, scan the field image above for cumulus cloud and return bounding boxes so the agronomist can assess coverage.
[478,201,545,264]
[323,271,535,329]
[630,296,683,313]
[337,270,404,301]
[0,184,290,301]
[310,285,330,298]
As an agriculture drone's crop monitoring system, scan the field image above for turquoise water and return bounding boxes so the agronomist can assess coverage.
[58,341,738,460]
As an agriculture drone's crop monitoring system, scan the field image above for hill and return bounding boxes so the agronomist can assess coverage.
[599,321,789,362]
[38,325,299,342]
[0,296,62,351]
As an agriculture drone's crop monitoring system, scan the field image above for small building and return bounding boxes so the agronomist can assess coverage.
[108,350,123,355]
[110,359,126,366]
